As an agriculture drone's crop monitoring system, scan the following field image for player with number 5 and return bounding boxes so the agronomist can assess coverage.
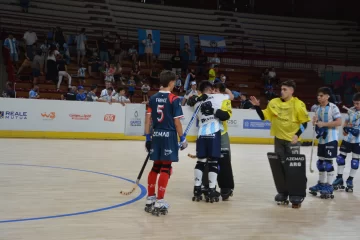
[309,87,342,199]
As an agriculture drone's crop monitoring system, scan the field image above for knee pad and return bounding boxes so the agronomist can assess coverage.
[324,160,334,172]
[316,160,325,171]
[208,158,219,174]
[151,163,162,174]
[195,159,206,172]
[351,159,359,170]
[336,155,346,166]
[160,163,172,177]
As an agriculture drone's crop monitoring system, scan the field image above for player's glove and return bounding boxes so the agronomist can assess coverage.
[145,134,152,152]
[179,135,188,151]
[344,127,359,137]
[197,94,208,102]
[187,95,198,107]
[315,126,328,139]
[200,101,215,116]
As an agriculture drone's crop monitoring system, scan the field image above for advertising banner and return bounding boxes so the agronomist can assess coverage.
[124,104,146,136]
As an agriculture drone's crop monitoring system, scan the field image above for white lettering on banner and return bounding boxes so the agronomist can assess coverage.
[153,132,170,137]
[227,119,238,127]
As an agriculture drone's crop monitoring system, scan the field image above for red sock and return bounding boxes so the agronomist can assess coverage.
[157,171,170,199]
[147,170,158,197]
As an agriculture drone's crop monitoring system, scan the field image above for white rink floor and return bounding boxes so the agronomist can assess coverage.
[0,139,359,240]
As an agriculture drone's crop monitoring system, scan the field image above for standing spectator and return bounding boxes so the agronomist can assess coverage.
[141,81,150,103]
[20,0,30,12]
[88,53,101,78]
[181,43,191,74]
[113,87,130,105]
[86,84,99,102]
[128,44,138,66]
[268,67,276,80]
[182,81,199,106]
[57,55,72,91]
[196,49,208,76]
[264,78,276,101]
[97,35,109,64]
[76,28,87,66]
[114,34,125,65]
[23,29,37,60]
[171,50,182,75]
[46,45,60,83]
[31,49,44,85]
[128,76,136,102]
[29,84,40,99]
[47,27,55,42]
[3,33,19,64]
[76,86,86,101]
[208,65,218,83]
[131,64,143,84]
[150,67,160,87]
[40,39,50,69]
[240,94,253,109]
[105,64,116,83]
[209,53,220,68]
[142,34,155,67]
[77,64,87,86]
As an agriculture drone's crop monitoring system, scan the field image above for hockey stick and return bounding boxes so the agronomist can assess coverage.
[309,125,316,173]
[120,103,201,195]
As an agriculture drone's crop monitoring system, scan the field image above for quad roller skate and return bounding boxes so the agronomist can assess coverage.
[192,186,203,202]
[345,178,354,192]
[289,196,304,209]
[205,188,220,203]
[274,193,289,205]
[201,185,209,198]
[144,195,156,213]
[152,199,169,217]
[220,188,233,201]
[319,184,334,199]
[309,182,324,196]
[332,177,345,190]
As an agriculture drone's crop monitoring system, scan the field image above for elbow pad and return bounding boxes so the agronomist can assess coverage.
[215,109,230,121]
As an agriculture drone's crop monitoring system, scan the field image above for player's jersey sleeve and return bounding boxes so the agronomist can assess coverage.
[170,94,184,119]
[332,105,341,120]
[147,97,153,115]
[262,100,276,121]
[296,100,311,123]
[221,99,232,118]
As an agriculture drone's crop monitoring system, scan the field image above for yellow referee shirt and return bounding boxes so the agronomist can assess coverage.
[262,97,310,141]
[221,99,232,135]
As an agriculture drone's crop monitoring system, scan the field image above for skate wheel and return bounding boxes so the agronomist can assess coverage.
[192,197,195,201]
[334,186,338,190]
[292,204,301,209]
[215,198,219,202]
[320,195,324,199]
[196,198,200,202]
[331,195,334,199]
[206,198,209,203]
[276,202,281,205]
[341,186,345,190]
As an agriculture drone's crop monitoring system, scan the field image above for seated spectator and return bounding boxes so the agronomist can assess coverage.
[113,87,130,105]
[86,84,99,102]
[214,73,225,84]
[29,85,40,99]
[182,81,199,106]
[100,81,116,98]
[240,94,253,109]
[31,49,44,85]
[99,87,114,103]
[208,65,218,83]
[57,55,72,91]
[61,86,77,101]
[209,53,220,68]
[3,33,19,64]
[141,81,150,103]
[128,76,136,102]
[196,49,208,77]
[78,64,87,86]
[104,63,115,83]
[171,50,182,75]
[76,86,86,101]
[2,82,15,98]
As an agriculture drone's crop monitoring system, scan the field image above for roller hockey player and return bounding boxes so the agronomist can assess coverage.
[332,93,360,192]
[144,70,188,216]
[192,80,234,203]
[309,87,342,199]
[250,80,310,208]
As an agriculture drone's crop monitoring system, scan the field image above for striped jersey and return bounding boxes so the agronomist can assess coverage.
[316,102,341,144]
[4,38,17,54]
[195,94,229,136]
[343,106,360,144]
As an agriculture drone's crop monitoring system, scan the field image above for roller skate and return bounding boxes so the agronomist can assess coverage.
[345,178,354,192]
[220,188,233,201]
[319,184,334,199]
[192,186,203,202]
[332,177,345,190]
[309,182,324,196]
[201,185,209,198]
[144,195,156,213]
[289,196,304,209]
[274,193,289,205]
[152,199,169,217]
[205,188,220,203]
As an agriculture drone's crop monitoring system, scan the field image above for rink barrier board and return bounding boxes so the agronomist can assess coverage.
[0,98,348,145]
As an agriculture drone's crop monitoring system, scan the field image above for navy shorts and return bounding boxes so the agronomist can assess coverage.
[32,68,40,77]
[318,141,338,159]
[196,131,221,159]
[340,140,360,155]
[150,130,179,162]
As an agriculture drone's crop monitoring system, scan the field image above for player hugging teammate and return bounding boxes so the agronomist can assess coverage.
[332,93,360,192]
[191,81,234,203]
[309,87,342,199]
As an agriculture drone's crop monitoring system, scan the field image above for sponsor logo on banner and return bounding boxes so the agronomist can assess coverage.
[69,114,91,120]
[227,119,238,127]
[130,111,141,126]
[104,114,116,122]
[0,111,27,120]
[243,119,271,130]
[41,112,56,120]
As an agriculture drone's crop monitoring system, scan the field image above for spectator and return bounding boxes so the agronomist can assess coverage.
[175,74,182,93]
[61,86,77,101]
[76,86,86,101]
[100,81,115,98]
[131,64,142,84]
[209,53,220,68]
[29,84,40,99]
[196,49,208,76]
[88,53,101,78]
[46,45,60,83]
[54,27,66,51]
[57,55,72,91]
[16,52,32,76]
[78,64,87,86]
[113,87,130,105]
[128,75,136,102]
[3,33,19,64]
[208,65,218,83]
[141,81,150,103]
[2,82,15,98]
[114,34,125,65]
[171,50,182,75]
[99,87,114,103]
[182,81,199,106]
[261,68,270,83]
[20,0,30,12]
[240,94,253,109]
[76,28,87,66]
[142,34,155,67]
[23,29,37,60]
[214,73,225,84]
[264,78,276,101]
[181,43,191,74]
[47,27,55,42]
[40,38,50,68]
[128,44,138,65]
[184,69,196,91]
[105,64,116,83]
[97,35,109,64]
[86,84,99,102]
[268,67,276,79]
[31,49,44,85]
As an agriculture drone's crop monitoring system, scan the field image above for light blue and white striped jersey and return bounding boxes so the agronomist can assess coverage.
[343,106,360,144]
[317,102,341,144]
[195,94,229,136]
[4,38,17,54]
[78,67,86,77]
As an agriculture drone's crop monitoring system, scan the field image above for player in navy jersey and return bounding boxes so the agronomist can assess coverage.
[144,70,188,216]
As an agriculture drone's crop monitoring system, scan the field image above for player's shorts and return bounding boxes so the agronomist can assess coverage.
[339,140,360,155]
[150,130,179,162]
[196,130,221,159]
[318,140,338,159]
